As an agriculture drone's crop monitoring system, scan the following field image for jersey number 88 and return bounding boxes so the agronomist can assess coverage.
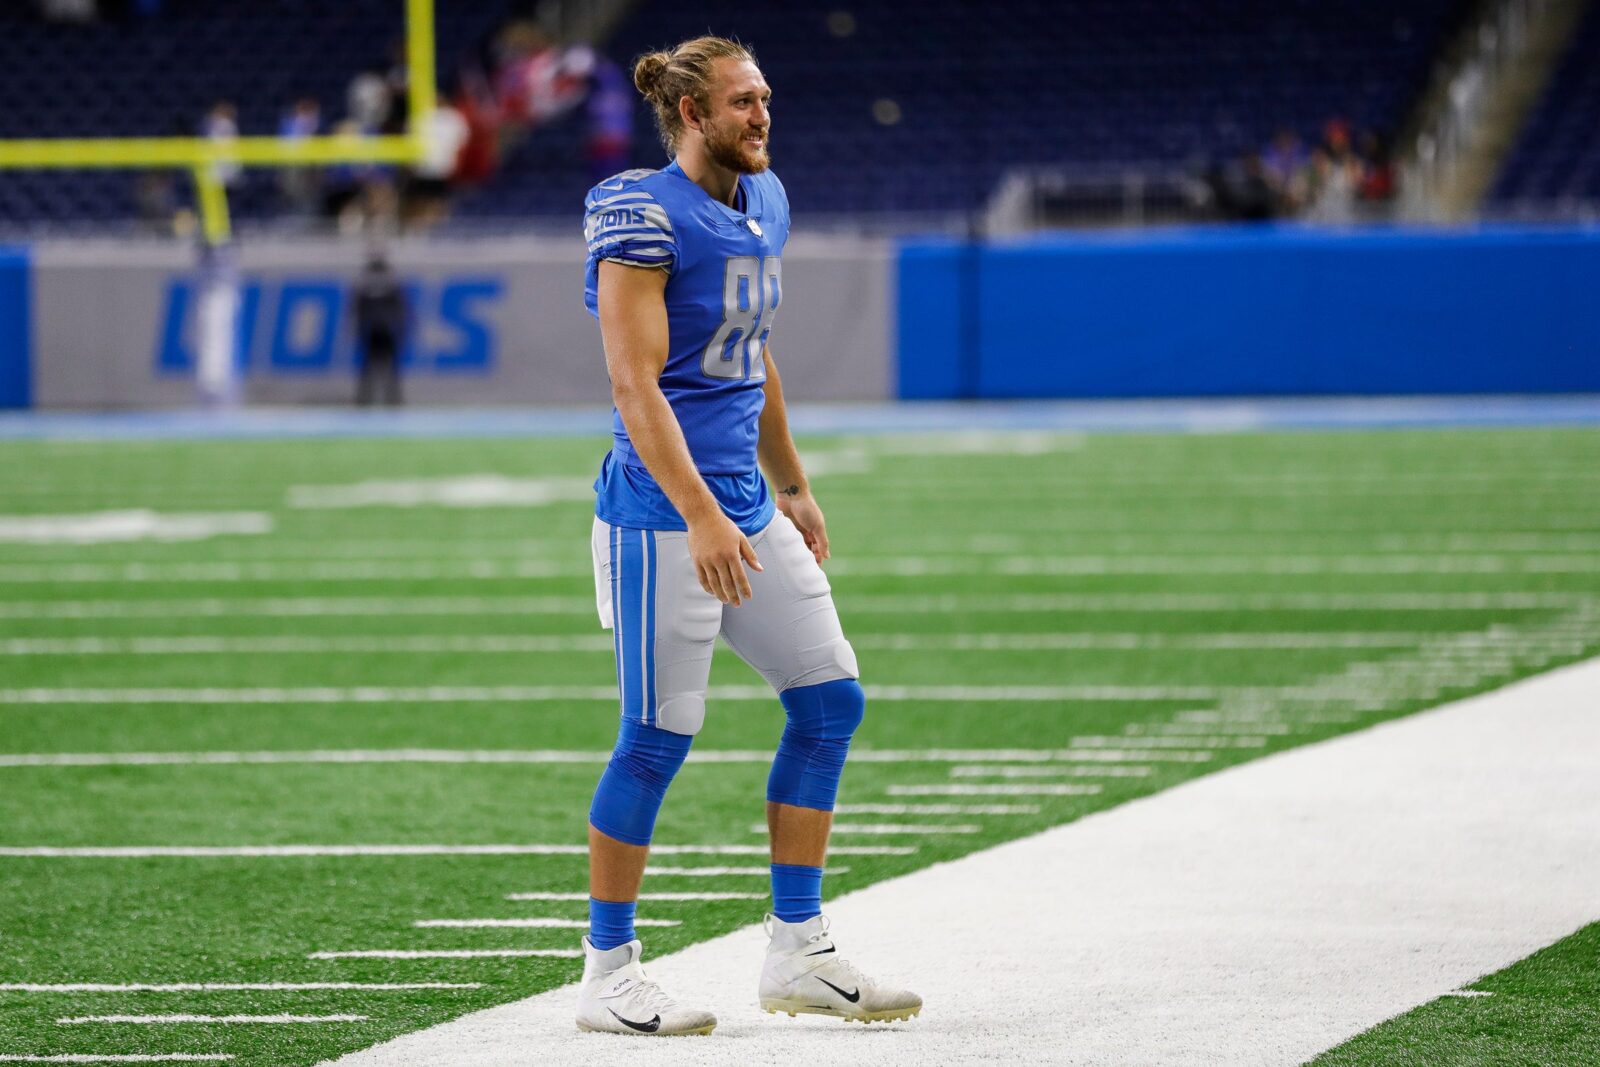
[702,256,780,381]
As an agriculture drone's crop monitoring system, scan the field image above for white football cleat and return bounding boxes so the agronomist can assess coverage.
[575,937,716,1036]
[759,914,922,1024]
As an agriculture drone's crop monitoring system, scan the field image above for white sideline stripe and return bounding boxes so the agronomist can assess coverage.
[0,1057,234,1063]
[326,657,1600,1067]
[750,823,982,835]
[0,631,1451,657]
[0,983,479,992]
[833,804,1039,815]
[888,784,1108,797]
[1440,990,1495,998]
[643,867,849,877]
[309,951,580,960]
[57,1015,364,1025]
[413,919,680,929]
[0,591,1587,619]
[505,893,763,902]
[0,748,1180,769]
[0,845,907,859]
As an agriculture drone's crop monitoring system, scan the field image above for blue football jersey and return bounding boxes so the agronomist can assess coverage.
[584,161,790,535]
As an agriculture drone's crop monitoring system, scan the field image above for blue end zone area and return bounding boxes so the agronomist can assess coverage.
[0,246,31,410]
[898,225,1600,400]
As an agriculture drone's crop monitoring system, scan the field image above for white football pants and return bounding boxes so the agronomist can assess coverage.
[591,513,860,735]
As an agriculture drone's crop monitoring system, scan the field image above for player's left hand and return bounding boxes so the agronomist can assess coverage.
[777,491,830,564]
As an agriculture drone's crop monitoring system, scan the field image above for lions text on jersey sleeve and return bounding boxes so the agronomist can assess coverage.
[584,162,791,535]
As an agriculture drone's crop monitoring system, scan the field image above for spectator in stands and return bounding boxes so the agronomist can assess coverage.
[201,99,241,188]
[564,45,634,183]
[352,253,407,406]
[1205,153,1276,222]
[1357,130,1397,205]
[347,69,393,133]
[278,97,323,221]
[1305,119,1364,224]
[403,81,470,230]
[493,21,559,126]
[322,119,398,234]
[1262,127,1310,213]
[448,72,503,187]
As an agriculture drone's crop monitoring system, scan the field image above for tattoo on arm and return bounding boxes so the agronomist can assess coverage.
[780,484,801,496]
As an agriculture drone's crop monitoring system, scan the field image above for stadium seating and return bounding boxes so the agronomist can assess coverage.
[1490,1,1600,208]
[0,0,1460,224]
[464,0,1461,219]
[0,0,507,223]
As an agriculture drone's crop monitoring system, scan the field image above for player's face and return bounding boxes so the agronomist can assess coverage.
[701,58,771,174]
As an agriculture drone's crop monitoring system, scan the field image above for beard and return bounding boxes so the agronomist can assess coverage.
[704,120,770,175]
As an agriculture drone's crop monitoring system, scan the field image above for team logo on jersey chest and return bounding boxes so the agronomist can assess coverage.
[746,219,763,237]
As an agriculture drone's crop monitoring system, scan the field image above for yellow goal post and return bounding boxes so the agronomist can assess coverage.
[0,0,437,245]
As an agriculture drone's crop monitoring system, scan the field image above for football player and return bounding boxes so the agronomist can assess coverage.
[574,35,921,1037]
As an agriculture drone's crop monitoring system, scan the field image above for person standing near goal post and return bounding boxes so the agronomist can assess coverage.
[575,35,922,1036]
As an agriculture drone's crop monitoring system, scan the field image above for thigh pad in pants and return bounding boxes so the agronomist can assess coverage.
[720,514,859,692]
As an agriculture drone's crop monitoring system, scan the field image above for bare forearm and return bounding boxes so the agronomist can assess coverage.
[614,383,720,524]
[757,350,808,497]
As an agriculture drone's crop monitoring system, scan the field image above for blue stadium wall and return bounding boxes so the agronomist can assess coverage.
[898,226,1600,399]
[0,247,30,409]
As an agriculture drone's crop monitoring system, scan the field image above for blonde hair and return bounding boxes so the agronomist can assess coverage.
[633,36,758,153]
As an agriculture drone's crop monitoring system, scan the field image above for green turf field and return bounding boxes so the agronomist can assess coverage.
[1,426,1597,1065]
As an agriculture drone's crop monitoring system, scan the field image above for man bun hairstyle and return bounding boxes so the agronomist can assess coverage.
[633,36,758,153]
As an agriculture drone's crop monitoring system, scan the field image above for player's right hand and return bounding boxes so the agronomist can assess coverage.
[689,514,762,606]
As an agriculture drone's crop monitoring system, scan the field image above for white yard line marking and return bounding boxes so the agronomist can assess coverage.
[642,867,849,877]
[0,1057,234,1063]
[751,823,982,835]
[0,748,1182,769]
[827,554,1600,577]
[505,893,763,902]
[0,983,478,992]
[0,845,907,859]
[961,749,1214,765]
[854,631,1437,651]
[326,657,1600,1067]
[57,1015,363,1025]
[11,553,1600,583]
[309,950,580,960]
[833,804,1039,815]
[888,784,1107,797]
[0,683,1370,705]
[1071,735,1269,749]
[1128,722,1294,736]
[953,764,1169,778]
[285,475,595,509]
[413,919,680,929]
[0,636,617,656]
[0,510,270,545]
[0,631,1452,657]
[0,591,1588,619]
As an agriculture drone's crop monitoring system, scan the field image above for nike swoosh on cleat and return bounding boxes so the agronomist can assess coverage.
[804,946,836,956]
[816,977,861,1003]
[608,1008,662,1033]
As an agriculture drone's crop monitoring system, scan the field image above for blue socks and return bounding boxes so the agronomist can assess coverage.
[770,863,824,923]
[588,897,637,950]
